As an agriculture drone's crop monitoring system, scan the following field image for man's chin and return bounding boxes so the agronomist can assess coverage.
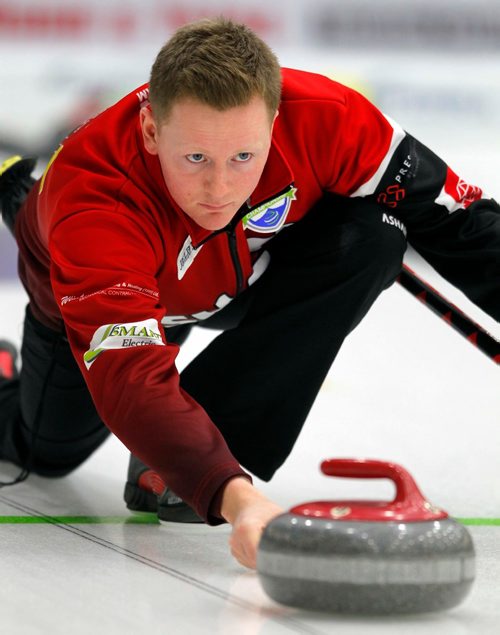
[196,210,237,231]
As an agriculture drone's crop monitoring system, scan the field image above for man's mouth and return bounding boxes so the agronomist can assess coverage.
[199,202,232,211]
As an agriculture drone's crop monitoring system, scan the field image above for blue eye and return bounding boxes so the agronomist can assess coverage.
[235,152,252,162]
[187,154,205,163]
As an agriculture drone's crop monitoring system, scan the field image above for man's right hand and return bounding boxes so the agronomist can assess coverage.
[220,476,284,569]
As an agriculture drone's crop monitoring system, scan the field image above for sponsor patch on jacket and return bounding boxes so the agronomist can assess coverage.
[382,212,407,237]
[177,235,202,280]
[434,167,483,213]
[243,187,297,233]
[84,318,164,369]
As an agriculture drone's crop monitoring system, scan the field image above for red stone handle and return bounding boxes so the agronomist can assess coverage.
[320,458,429,509]
[289,458,448,521]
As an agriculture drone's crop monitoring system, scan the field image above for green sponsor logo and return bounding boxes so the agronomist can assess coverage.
[84,318,164,369]
[83,323,114,367]
[242,187,297,230]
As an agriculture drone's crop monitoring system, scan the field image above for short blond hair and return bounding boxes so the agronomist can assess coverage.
[149,17,281,123]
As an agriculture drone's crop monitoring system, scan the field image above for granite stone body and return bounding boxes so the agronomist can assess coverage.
[257,513,475,614]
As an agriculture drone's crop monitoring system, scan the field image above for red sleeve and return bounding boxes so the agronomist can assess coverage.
[49,205,250,524]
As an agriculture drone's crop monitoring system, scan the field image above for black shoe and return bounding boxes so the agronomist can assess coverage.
[0,340,19,381]
[124,453,203,523]
[0,155,37,235]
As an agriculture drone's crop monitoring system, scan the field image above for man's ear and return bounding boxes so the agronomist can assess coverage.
[140,106,159,155]
[269,109,279,134]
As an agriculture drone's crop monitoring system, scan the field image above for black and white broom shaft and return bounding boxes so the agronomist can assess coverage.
[397,264,500,364]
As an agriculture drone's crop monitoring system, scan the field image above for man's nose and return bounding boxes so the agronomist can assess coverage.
[205,165,231,201]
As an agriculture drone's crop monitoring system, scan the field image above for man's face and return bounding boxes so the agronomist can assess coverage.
[141,96,276,231]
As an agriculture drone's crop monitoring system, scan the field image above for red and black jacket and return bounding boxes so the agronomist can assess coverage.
[15,68,485,522]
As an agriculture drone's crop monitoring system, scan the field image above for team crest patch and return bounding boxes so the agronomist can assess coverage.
[243,187,297,234]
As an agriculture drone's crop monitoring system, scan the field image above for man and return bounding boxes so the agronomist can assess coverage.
[0,18,499,570]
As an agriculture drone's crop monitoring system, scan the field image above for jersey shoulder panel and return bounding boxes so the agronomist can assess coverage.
[280,67,349,106]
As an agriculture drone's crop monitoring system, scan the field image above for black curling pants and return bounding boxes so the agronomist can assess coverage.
[179,195,409,478]
[0,307,110,477]
[0,194,408,481]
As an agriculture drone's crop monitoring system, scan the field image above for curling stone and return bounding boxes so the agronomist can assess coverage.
[257,459,475,614]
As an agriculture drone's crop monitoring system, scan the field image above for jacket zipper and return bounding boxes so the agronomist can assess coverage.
[226,226,244,295]
[223,183,295,294]
[193,205,248,296]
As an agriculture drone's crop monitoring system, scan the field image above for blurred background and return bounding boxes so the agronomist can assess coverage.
[1,0,499,330]
[1,0,499,158]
